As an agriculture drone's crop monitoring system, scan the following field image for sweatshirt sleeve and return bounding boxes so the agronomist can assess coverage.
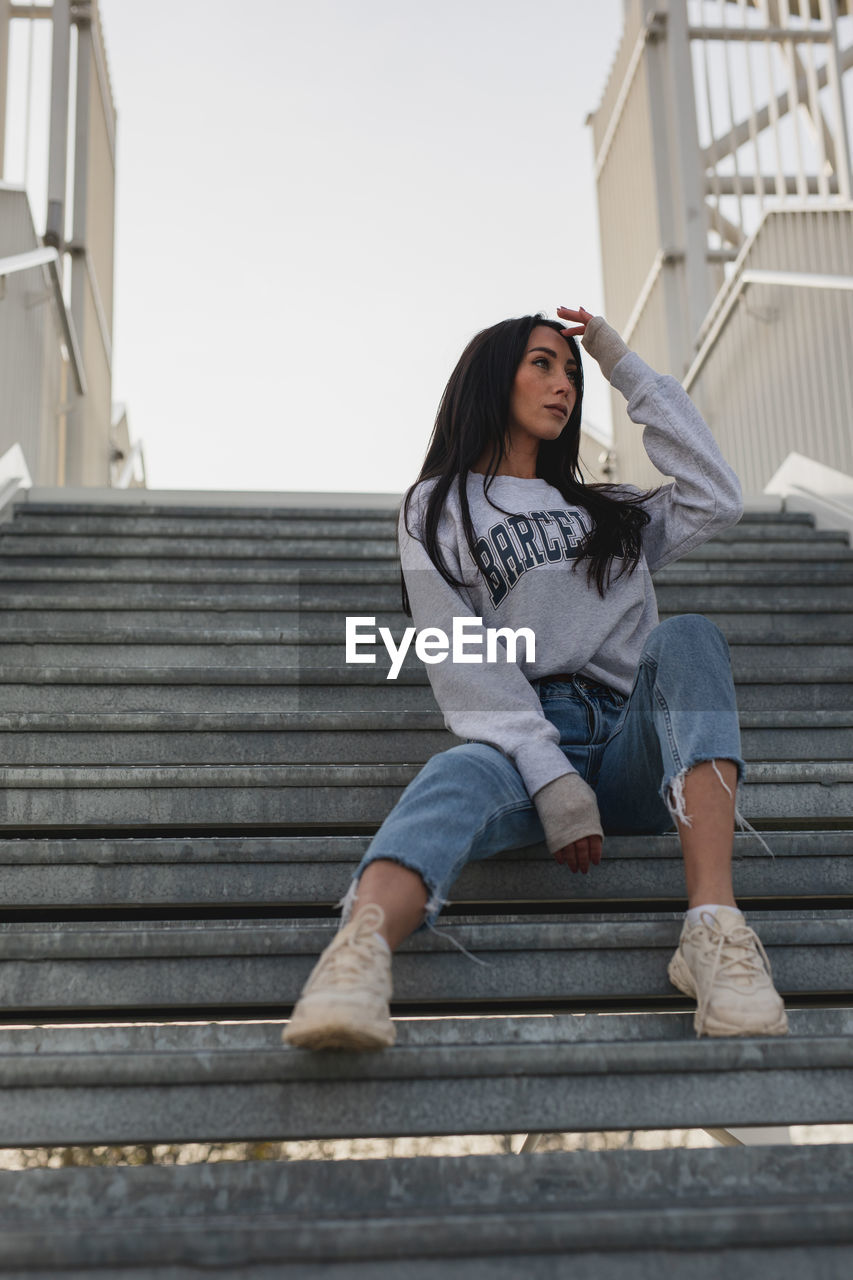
[398,497,577,798]
[609,352,744,574]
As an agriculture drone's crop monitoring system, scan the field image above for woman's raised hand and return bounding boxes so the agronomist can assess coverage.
[559,308,631,381]
[556,305,594,338]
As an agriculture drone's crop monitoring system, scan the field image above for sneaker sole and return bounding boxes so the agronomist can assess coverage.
[668,949,789,1037]
[282,1022,394,1051]
[282,1002,395,1051]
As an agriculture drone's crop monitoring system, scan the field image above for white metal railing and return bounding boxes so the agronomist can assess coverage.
[112,440,147,490]
[0,246,87,394]
[764,450,853,545]
[688,0,853,254]
[0,0,129,485]
[683,266,853,390]
[0,444,33,516]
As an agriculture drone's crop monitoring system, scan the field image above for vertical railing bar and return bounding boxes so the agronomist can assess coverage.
[821,0,852,198]
[738,0,765,214]
[23,2,36,189]
[758,0,789,197]
[828,214,853,450]
[801,13,829,198]
[700,0,726,250]
[45,0,71,249]
[785,217,811,459]
[778,0,809,198]
[719,0,746,238]
[804,214,831,450]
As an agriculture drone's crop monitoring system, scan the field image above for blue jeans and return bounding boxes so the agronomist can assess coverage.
[343,614,770,928]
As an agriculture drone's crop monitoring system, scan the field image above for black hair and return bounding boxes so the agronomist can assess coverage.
[399,313,663,612]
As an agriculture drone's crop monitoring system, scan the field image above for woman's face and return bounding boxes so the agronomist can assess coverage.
[507,325,579,451]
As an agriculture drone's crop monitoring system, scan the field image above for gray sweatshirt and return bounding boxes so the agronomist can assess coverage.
[398,348,744,812]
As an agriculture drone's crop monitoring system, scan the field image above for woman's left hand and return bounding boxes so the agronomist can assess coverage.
[556,305,594,338]
[558,307,631,381]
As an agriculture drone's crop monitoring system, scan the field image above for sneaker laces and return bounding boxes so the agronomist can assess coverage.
[305,904,388,993]
[693,911,774,1035]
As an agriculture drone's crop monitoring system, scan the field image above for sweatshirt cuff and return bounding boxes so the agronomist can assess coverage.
[513,740,577,798]
[532,773,604,854]
[608,349,662,402]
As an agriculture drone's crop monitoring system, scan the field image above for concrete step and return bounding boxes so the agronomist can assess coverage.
[0,675,845,727]
[1,534,850,564]
[0,611,848,644]
[0,758,850,825]
[0,640,848,673]
[3,514,400,539]
[0,911,846,1015]
[0,536,401,560]
[1,582,852,612]
[2,515,843,546]
[0,658,851,688]
[9,501,816,527]
[1,717,848,765]
[0,1144,851,1274]
[0,1008,847,1146]
[3,558,853,585]
[0,662,849,700]
[0,718,458,764]
[0,682,849,731]
[14,499,405,522]
[0,830,847,911]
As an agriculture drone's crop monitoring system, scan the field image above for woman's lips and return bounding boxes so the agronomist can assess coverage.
[546,405,568,419]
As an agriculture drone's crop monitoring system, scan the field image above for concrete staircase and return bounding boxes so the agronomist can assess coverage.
[0,491,851,1276]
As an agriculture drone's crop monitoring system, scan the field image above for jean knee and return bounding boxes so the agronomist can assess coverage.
[647,613,728,656]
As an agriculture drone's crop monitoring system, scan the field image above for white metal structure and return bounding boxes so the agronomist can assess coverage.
[0,0,139,486]
[590,0,853,493]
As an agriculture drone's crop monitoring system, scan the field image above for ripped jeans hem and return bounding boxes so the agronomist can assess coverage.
[337,854,447,931]
[336,856,491,967]
[661,756,777,859]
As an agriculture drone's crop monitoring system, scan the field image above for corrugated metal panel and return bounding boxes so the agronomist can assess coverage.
[64,263,111,485]
[589,1,644,157]
[0,187,63,484]
[597,57,662,334]
[607,273,677,489]
[84,11,116,338]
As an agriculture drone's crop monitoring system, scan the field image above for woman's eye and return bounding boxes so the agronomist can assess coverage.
[533,357,549,369]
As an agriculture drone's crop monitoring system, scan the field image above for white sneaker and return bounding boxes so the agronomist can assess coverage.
[282,903,395,1051]
[667,906,789,1038]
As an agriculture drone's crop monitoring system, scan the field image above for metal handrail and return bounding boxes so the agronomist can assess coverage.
[683,268,853,392]
[0,444,33,518]
[113,440,146,490]
[0,247,57,276]
[0,247,87,395]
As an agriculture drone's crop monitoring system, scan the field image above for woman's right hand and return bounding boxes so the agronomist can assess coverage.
[553,832,603,875]
[532,773,605,873]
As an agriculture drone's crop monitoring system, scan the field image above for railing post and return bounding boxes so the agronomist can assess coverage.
[0,0,10,179]
[45,0,72,251]
[661,0,712,354]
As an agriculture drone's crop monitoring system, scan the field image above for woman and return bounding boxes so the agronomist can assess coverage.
[283,306,788,1051]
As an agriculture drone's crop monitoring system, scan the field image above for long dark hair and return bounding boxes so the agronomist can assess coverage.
[400,313,663,613]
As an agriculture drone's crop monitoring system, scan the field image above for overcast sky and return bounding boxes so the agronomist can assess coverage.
[88,0,624,494]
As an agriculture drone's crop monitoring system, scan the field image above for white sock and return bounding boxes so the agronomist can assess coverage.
[686,903,743,926]
[373,932,391,954]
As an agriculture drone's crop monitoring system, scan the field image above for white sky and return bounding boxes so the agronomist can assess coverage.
[90,0,624,493]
